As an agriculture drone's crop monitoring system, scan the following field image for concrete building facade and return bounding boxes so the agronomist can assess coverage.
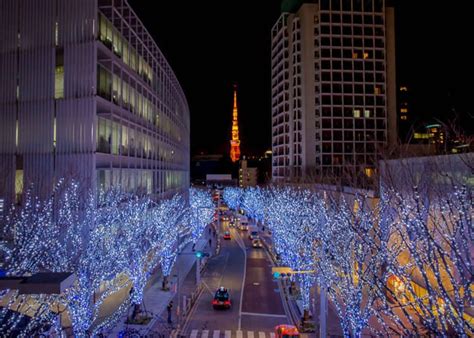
[239,159,258,188]
[271,0,396,183]
[0,0,190,206]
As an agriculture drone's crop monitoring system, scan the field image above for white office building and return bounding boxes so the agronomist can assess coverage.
[271,0,396,183]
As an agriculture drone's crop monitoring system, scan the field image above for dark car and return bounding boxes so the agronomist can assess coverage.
[252,239,263,248]
[212,287,231,309]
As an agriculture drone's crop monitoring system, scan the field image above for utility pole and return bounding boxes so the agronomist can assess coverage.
[319,285,327,338]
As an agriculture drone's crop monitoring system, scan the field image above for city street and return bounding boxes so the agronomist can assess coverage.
[181,220,298,337]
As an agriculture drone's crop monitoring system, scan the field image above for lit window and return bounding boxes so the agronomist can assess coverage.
[55,66,64,99]
[400,108,408,113]
[400,115,407,120]
[55,21,59,46]
[15,119,19,147]
[15,170,24,203]
[364,109,371,118]
[55,49,64,99]
[363,52,369,59]
[400,86,408,91]
[352,52,358,59]
[374,86,381,95]
[364,168,374,177]
[353,109,360,118]
[414,133,430,139]
[53,117,56,148]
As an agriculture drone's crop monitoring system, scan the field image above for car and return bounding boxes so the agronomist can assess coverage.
[221,215,229,221]
[223,231,231,240]
[212,286,231,309]
[274,324,300,337]
[252,239,263,248]
[248,230,259,240]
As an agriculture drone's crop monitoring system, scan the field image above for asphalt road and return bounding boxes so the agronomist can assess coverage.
[183,220,290,335]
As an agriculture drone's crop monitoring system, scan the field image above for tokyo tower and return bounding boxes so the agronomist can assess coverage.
[230,85,241,162]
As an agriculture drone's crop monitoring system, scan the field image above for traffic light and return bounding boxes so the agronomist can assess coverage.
[272,266,294,279]
[195,251,210,258]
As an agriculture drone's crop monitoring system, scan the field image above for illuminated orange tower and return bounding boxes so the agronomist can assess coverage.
[230,85,241,162]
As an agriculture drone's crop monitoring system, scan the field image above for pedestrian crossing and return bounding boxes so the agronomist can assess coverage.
[188,330,276,338]
[187,330,312,338]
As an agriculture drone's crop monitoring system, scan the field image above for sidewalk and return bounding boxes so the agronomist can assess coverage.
[101,226,216,337]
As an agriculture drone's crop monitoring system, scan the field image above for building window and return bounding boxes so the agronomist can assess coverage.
[400,115,408,121]
[55,49,64,99]
[364,109,371,118]
[55,21,59,46]
[15,170,24,204]
[353,109,361,118]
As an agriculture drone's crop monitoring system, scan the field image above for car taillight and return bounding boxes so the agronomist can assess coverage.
[212,300,218,305]
[224,300,231,305]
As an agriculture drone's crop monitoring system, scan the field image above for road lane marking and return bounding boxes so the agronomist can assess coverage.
[236,330,243,338]
[202,279,216,296]
[235,228,247,330]
[247,332,254,338]
[213,330,220,338]
[241,311,287,318]
[258,332,266,338]
[202,330,209,338]
[225,330,231,338]
[190,330,198,338]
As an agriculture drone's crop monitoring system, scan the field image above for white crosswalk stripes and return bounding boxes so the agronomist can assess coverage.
[186,330,288,337]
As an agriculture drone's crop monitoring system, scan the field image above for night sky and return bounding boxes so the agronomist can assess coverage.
[128,0,472,156]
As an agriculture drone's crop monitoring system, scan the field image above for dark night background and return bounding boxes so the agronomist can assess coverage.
[128,0,472,156]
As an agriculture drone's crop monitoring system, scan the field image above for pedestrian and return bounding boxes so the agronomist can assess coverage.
[167,301,173,324]
[208,238,212,247]
[208,227,211,235]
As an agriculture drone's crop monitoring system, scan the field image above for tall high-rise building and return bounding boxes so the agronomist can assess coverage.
[230,85,241,162]
[0,0,190,206]
[271,0,396,183]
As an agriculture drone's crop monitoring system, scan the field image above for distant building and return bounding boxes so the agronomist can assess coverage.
[239,159,258,187]
[0,0,190,206]
[271,0,397,183]
[408,122,472,155]
[398,85,410,142]
[206,174,236,188]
